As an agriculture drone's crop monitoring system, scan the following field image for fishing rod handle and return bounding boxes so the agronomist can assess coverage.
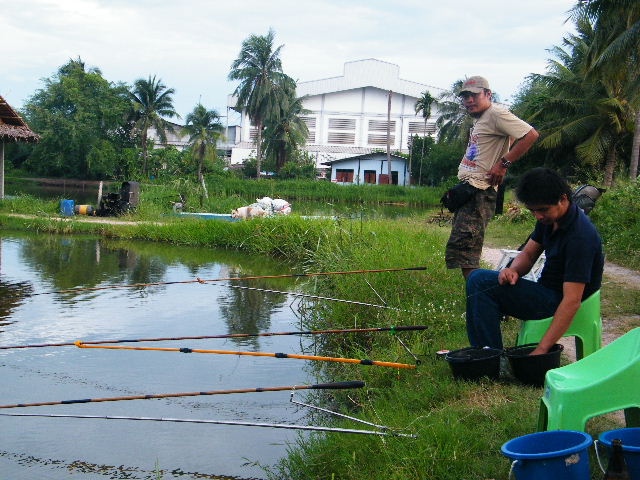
[392,326,428,331]
[310,381,365,390]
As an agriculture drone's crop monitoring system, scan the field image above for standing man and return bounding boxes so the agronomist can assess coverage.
[465,168,604,354]
[446,76,539,279]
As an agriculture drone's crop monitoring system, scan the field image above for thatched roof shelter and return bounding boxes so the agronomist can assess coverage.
[0,95,39,143]
[1,95,39,198]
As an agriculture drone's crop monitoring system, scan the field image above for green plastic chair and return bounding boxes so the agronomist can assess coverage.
[517,290,602,360]
[538,327,640,431]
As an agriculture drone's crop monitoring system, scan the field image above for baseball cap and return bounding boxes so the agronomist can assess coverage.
[459,76,490,94]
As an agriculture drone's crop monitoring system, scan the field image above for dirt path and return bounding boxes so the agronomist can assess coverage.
[482,246,640,359]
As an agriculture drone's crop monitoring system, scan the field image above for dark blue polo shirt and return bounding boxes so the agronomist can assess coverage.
[530,203,604,299]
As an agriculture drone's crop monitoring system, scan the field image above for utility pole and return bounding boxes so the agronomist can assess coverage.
[386,90,392,184]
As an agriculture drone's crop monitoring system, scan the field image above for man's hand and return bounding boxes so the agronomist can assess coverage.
[486,164,507,186]
[529,345,550,356]
[498,267,519,285]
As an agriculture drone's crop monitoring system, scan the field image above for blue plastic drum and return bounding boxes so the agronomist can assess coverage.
[501,430,593,480]
[598,428,640,479]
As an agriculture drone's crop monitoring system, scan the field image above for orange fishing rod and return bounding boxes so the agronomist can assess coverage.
[30,266,426,296]
[0,325,427,350]
[75,341,417,369]
[0,381,365,409]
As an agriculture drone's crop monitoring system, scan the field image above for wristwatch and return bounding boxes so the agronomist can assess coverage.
[500,157,512,169]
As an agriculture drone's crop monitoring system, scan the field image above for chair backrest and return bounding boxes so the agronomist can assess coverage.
[573,290,601,322]
[550,327,640,379]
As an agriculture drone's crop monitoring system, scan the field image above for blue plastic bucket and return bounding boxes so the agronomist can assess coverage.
[60,199,74,216]
[598,427,640,479]
[501,430,592,480]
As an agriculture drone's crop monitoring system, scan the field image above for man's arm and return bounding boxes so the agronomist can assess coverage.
[530,281,585,355]
[498,238,544,285]
[487,128,540,186]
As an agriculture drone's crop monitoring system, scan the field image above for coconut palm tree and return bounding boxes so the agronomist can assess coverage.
[184,104,224,196]
[129,75,179,176]
[228,29,292,179]
[263,82,309,171]
[414,91,434,185]
[434,79,473,145]
[571,0,640,180]
[527,19,635,187]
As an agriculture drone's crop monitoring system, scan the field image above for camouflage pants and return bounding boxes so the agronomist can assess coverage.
[445,187,497,269]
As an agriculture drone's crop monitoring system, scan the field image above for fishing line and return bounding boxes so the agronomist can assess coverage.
[0,413,417,437]
[0,325,428,351]
[74,341,418,369]
[28,267,427,297]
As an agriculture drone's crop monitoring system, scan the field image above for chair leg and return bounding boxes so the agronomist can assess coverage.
[537,400,549,431]
[624,407,640,427]
[574,336,584,360]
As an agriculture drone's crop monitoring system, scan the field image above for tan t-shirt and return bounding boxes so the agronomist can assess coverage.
[457,104,533,190]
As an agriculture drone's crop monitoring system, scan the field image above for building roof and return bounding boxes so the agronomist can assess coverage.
[296,59,445,99]
[0,95,39,143]
[321,152,407,166]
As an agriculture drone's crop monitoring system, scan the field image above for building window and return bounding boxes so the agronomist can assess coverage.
[368,120,396,132]
[368,134,395,145]
[329,118,356,130]
[301,116,317,143]
[364,170,377,184]
[328,132,356,144]
[335,169,354,182]
[408,121,436,136]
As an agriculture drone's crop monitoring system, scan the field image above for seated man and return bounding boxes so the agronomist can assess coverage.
[465,168,604,355]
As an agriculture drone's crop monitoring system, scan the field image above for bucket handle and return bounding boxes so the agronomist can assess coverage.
[594,440,607,474]
[508,460,518,480]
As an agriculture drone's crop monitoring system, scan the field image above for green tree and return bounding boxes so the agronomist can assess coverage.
[128,75,179,177]
[229,29,293,179]
[571,0,640,181]
[184,104,224,195]
[22,58,133,178]
[434,79,473,145]
[414,90,435,185]
[263,84,309,171]
[525,18,635,187]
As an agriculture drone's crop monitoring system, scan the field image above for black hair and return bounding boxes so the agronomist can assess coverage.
[516,168,572,206]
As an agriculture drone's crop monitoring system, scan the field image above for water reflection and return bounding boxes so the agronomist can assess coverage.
[0,232,311,479]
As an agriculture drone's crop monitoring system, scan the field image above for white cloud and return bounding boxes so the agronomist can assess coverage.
[1,0,577,118]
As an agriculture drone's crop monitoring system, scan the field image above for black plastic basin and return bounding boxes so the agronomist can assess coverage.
[445,347,503,381]
[505,343,564,386]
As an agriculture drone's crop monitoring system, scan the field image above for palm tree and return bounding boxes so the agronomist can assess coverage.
[129,75,179,176]
[263,83,309,171]
[571,0,640,180]
[228,29,292,179]
[184,104,224,196]
[414,90,434,185]
[527,19,635,187]
[434,79,473,145]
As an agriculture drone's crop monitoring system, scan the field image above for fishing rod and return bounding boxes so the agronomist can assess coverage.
[227,285,407,311]
[0,325,428,350]
[31,266,427,296]
[74,341,417,369]
[0,413,416,437]
[0,381,364,410]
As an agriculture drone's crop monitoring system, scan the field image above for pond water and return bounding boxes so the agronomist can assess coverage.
[0,231,321,479]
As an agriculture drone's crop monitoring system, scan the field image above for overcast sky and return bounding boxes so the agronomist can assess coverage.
[2,0,577,124]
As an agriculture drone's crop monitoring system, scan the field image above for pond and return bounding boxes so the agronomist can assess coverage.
[0,231,323,479]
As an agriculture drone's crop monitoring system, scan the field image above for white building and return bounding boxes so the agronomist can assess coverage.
[323,153,409,186]
[228,59,444,167]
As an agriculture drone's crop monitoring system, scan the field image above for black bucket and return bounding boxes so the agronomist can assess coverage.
[445,347,503,381]
[505,343,563,387]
